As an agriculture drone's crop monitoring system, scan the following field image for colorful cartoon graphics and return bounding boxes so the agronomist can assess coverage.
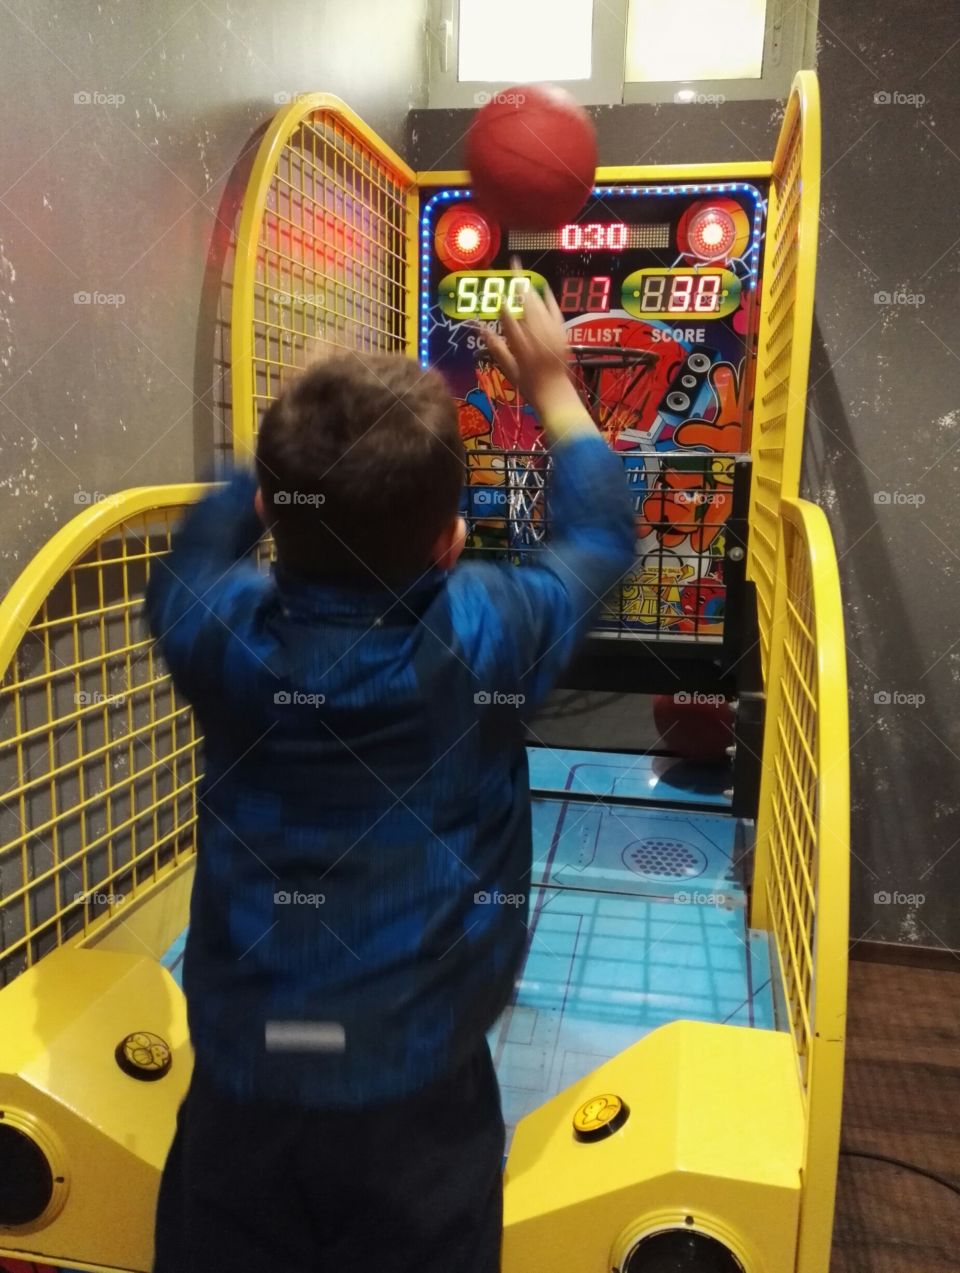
[423,183,766,633]
[623,361,745,634]
[466,350,541,451]
[457,351,545,547]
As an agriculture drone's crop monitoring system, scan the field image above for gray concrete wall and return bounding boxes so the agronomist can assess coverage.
[805,2,959,955]
[410,0,960,952]
[0,0,427,585]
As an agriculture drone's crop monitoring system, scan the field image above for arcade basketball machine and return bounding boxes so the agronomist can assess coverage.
[0,77,848,1273]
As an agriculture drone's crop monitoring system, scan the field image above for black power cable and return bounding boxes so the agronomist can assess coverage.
[841,1148,960,1199]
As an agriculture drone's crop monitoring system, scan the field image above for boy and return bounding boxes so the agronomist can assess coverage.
[147,283,634,1273]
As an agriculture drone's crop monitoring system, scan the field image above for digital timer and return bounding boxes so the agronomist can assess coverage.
[508,222,671,252]
[438,270,548,320]
[621,268,741,320]
[561,223,625,251]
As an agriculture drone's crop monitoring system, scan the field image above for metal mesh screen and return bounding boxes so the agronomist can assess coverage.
[232,100,415,455]
[0,497,203,986]
[748,74,821,678]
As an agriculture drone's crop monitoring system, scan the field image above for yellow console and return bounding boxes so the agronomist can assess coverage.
[504,1021,805,1273]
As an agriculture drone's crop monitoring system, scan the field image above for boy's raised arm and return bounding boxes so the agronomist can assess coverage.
[145,470,269,703]
[451,280,636,709]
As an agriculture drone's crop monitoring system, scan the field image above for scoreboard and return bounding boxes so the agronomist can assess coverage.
[420,183,764,452]
[418,181,767,636]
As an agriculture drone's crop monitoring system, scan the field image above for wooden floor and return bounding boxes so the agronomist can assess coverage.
[831,959,960,1271]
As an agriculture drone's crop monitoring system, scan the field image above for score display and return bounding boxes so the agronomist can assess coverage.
[438,270,547,319]
[438,268,740,321]
[622,268,741,319]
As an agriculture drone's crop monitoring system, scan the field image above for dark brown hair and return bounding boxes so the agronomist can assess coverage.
[256,353,463,588]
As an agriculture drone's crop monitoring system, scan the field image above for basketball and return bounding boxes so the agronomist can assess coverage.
[466,84,598,229]
[653,693,735,764]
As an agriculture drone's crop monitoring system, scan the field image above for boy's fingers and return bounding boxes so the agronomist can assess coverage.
[544,284,564,324]
[499,297,528,354]
[508,254,533,332]
[511,282,542,336]
[528,281,559,331]
[478,325,519,383]
[528,289,559,349]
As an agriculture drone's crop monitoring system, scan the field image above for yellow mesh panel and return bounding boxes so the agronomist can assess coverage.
[0,491,206,985]
[765,517,818,1079]
[753,497,849,1273]
[231,96,416,458]
[749,72,821,679]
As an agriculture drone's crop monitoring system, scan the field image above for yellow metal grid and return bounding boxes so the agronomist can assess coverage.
[231,95,417,460]
[749,72,821,680]
[765,520,818,1073]
[0,489,207,986]
[752,497,849,1273]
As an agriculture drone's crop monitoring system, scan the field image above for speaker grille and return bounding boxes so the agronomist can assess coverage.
[0,1121,54,1226]
[624,1229,745,1273]
[622,838,707,881]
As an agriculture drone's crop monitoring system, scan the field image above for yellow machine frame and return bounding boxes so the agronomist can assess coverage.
[0,75,846,1273]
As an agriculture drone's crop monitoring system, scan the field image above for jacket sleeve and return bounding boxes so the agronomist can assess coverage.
[144,470,272,709]
[448,430,636,714]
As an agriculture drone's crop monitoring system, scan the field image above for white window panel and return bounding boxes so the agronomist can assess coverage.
[458,0,594,83]
[425,0,810,108]
[626,0,767,82]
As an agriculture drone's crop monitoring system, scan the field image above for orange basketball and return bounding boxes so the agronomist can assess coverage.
[466,85,598,229]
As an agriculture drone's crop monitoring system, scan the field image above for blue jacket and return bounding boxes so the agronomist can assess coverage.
[146,431,635,1107]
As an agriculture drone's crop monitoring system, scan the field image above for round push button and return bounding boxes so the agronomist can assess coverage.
[115,1031,172,1081]
[572,1092,629,1142]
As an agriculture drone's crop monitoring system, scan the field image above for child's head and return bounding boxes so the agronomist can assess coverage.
[256,354,465,588]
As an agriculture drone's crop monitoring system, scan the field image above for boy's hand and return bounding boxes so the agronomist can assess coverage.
[478,265,595,446]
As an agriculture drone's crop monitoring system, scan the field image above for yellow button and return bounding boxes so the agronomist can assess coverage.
[115,1031,172,1081]
[572,1092,629,1141]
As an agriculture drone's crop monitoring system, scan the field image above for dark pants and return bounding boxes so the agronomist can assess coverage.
[153,1042,505,1273]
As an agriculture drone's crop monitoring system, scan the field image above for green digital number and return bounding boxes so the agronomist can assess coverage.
[438,271,549,321]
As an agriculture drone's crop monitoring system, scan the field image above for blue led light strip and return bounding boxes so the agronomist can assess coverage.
[419,182,767,367]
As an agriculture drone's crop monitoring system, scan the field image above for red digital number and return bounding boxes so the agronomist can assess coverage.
[586,276,612,311]
[694,274,722,312]
[559,223,629,251]
[559,276,611,313]
[669,275,695,312]
[559,277,585,312]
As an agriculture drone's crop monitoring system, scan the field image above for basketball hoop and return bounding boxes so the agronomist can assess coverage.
[568,345,659,444]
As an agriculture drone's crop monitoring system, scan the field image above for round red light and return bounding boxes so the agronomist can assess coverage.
[455,224,482,254]
[435,205,500,271]
[685,206,737,262]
